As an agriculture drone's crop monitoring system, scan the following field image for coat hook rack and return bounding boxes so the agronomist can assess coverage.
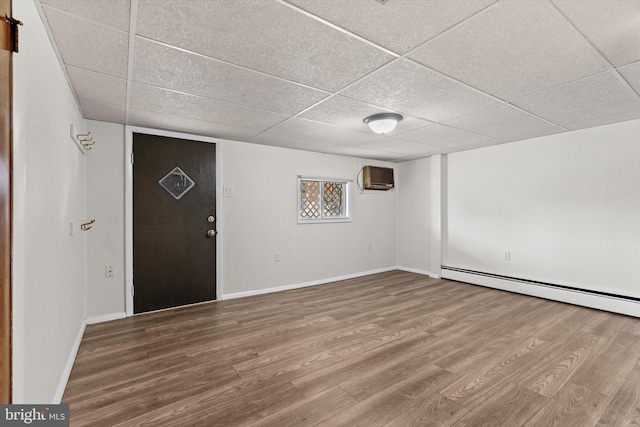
[77,131,95,150]
[70,124,96,154]
[80,219,95,231]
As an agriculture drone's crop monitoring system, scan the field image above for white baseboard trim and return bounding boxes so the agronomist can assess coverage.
[222,267,397,300]
[53,320,85,404]
[396,266,432,277]
[86,312,126,325]
[443,269,640,318]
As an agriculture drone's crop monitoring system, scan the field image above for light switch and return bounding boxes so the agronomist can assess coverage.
[223,185,236,198]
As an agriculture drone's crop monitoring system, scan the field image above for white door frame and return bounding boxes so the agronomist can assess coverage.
[124,126,223,317]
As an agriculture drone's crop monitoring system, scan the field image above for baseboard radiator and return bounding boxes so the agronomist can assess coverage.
[441,265,640,318]
[441,265,640,302]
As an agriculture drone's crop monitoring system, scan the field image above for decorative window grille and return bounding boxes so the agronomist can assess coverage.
[298,177,351,223]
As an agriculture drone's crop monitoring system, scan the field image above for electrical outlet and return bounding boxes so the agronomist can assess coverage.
[275,251,281,262]
[105,265,115,278]
[503,251,511,261]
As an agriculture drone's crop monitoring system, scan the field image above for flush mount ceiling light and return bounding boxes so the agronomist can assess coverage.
[364,113,403,134]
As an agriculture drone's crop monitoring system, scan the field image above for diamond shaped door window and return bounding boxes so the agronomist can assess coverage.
[158,167,195,200]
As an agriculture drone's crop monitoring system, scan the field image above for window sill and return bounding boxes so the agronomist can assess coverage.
[297,218,351,224]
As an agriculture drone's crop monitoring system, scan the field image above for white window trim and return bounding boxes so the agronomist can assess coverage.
[297,176,352,224]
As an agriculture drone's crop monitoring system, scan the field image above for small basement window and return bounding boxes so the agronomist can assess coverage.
[298,177,351,223]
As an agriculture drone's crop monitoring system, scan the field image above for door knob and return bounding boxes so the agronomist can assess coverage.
[206,230,216,238]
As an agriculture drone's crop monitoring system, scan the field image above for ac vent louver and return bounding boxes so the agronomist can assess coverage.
[363,166,394,190]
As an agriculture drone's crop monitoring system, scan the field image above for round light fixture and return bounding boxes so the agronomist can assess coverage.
[364,113,403,134]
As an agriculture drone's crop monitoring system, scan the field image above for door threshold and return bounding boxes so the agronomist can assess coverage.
[133,298,218,317]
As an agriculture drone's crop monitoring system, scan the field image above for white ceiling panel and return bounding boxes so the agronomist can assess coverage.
[560,108,640,132]
[454,139,508,152]
[395,123,500,147]
[284,0,496,54]
[37,0,640,162]
[41,0,131,32]
[342,59,504,122]
[130,84,289,131]
[552,0,640,67]
[67,66,126,107]
[79,99,126,123]
[408,0,608,101]
[132,38,328,116]
[128,109,264,142]
[42,5,129,78]
[329,145,412,162]
[250,118,380,149]
[298,95,432,133]
[512,72,640,129]
[619,62,640,95]
[360,138,448,156]
[442,104,566,142]
[135,0,393,92]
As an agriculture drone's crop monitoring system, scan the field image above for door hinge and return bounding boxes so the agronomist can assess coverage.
[131,153,134,164]
[131,285,134,296]
[5,15,24,53]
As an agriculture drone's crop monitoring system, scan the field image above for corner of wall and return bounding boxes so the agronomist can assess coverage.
[52,321,85,404]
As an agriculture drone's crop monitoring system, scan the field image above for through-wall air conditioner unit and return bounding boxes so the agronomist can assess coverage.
[363,166,394,190]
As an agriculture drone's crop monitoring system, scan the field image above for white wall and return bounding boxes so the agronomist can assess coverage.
[397,157,431,274]
[13,0,87,403]
[445,119,640,303]
[85,121,125,320]
[85,129,398,315]
[220,142,397,296]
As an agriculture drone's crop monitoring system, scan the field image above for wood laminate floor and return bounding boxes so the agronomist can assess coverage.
[63,271,640,426]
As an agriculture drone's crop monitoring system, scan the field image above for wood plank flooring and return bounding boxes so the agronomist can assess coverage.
[63,271,640,426]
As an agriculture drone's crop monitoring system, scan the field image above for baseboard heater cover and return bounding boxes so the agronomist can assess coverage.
[441,266,640,303]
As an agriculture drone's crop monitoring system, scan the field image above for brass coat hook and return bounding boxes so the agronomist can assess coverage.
[77,131,92,140]
[80,219,95,231]
[81,140,95,150]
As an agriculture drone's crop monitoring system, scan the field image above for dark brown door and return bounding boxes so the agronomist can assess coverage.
[133,134,216,313]
[0,0,12,404]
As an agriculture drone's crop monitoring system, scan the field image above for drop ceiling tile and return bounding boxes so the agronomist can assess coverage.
[254,138,340,155]
[361,138,448,156]
[562,108,640,131]
[250,118,379,149]
[133,38,328,116]
[285,0,495,54]
[42,6,128,78]
[395,122,500,148]
[401,155,438,162]
[408,1,608,100]
[67,66,126,107]
[41,0,131,32]
[442,104,566,142]
[328,145,411,162]
[136,0,393,92]
[79,99,125,123]
[619,61,640,95]
[512,72,640,129]
[454,139,507,152]
[298,95,432,133]
[130,84,288,132]
[342,59,503,122]
[552,0,640,67]
[128,109,263,142]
